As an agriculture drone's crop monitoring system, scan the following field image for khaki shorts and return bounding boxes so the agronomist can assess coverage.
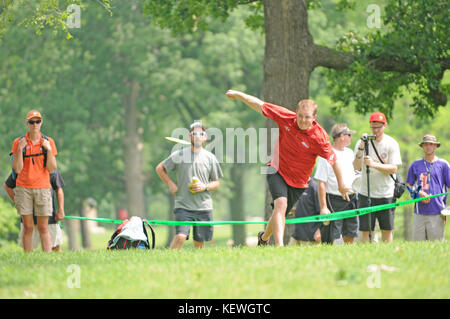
[14,186,52,217]
[413,214,445,241]
[19,223,64,249]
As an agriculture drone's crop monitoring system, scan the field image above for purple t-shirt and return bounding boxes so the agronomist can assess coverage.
[406,157,450,215]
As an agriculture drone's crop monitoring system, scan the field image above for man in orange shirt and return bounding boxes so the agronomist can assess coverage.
[10,110,58,252]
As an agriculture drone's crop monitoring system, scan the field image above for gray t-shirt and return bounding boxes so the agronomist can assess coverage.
[163,147,223,211]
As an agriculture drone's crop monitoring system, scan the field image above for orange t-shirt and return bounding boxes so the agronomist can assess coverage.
[10,132,58,189]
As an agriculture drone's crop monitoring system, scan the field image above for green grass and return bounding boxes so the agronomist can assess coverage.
[1,240,449,299]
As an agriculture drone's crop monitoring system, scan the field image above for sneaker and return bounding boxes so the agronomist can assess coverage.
[257,231,269,246]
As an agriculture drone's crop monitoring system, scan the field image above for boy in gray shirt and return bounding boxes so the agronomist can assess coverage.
[156,122,223,249]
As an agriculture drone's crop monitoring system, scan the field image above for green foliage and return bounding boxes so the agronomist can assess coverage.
[143,0,264,34]
[326,0,449,119]
[0,0,112,40]
[0,197,19,246]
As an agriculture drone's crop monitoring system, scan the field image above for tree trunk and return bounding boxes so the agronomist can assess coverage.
[166,191,175,248]
[402,149,412,240]
[123,79,145,218]
[262,0,314,244]
[66,219,79,251]
[229,164,247,246]
[80,201,92,249]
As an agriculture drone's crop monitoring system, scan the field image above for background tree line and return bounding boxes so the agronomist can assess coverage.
[0,0,448,247]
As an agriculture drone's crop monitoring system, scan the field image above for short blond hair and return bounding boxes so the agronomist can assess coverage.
[297,99,318,115]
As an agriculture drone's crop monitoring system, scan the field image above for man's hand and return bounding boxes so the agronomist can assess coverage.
[18,137,27,150]
[363,155,375,168]
[168,181,178,195]
[320,207,331,226]
[55,209,65,222]
[190,181,207,193]
[41,138,51,151]
[338,185,351,202]
[313,228,321,243]
[225,90,241,100]
[419,190,430,204]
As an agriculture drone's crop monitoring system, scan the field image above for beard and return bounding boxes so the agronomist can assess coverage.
[192,140,203,148]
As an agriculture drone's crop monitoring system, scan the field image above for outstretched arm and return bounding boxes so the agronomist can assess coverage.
[225,90,264,114]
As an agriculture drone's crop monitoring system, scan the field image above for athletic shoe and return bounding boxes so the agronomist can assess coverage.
[257,231,269,246]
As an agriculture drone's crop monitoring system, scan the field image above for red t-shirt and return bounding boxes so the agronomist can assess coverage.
[10,132,58,189]
[261,102,336,188]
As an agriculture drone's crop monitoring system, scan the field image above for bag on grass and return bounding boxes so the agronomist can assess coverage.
[107,216,155,250]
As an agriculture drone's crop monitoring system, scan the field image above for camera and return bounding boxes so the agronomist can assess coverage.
[361,135,376,141]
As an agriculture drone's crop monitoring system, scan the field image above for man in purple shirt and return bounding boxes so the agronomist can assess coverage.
[406,134,449,241]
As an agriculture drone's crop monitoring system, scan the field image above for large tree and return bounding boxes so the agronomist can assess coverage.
[143,0,449,239]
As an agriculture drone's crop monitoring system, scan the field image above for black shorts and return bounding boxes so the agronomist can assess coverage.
[174,208,213,242]
[327,193,359,239]
[292,223,332,244]
[267,171,305,216]
[357,195,395,231]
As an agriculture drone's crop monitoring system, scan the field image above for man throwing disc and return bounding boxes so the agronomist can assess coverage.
[226,90,350,247]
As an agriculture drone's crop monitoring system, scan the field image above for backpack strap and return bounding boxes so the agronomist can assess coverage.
[369,139,397,182]
[21,134,49,167]
[143,220,156,249]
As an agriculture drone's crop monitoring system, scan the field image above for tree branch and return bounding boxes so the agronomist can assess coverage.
[313,44,450,73]
[313,44,449,106]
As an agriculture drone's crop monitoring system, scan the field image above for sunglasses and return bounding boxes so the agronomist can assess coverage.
[28,119,42,125]
[191,131,206,137]
[370,125,384,129]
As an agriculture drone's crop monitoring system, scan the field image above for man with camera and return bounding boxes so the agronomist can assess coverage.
[353,112,402,243]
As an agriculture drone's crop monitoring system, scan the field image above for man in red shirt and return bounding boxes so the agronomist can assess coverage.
[226,90,350,246]
[11,110,58,252]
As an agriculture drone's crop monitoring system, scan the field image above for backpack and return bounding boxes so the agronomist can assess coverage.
[107,216,155,250]
[10,134,49,181]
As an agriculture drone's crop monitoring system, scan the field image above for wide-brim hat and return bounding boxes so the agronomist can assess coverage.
[419,134,440,148]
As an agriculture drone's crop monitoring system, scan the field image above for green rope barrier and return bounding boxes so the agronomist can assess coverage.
[64,191,449,226]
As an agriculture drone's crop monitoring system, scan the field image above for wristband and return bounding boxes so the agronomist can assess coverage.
[358,147,364,151]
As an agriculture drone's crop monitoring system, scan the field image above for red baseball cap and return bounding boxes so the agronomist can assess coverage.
[369,112,386,124]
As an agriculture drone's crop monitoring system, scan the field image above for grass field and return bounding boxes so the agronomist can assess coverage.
[1,225,449,299]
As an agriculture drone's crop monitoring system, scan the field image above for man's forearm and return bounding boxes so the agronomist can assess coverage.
[332,161,346,189]
[57,188,64,211]
[156,163,175,186]
[12,152,24,174]
[353,148,364,171]
[371,162,398,175]
[226,90,264,114]
[318,181,328,210]
[46,151,57,173]
[206,180,220,192]
[4,184,14,202]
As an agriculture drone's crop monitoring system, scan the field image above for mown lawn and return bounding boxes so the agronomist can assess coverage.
[1,240,449,299]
